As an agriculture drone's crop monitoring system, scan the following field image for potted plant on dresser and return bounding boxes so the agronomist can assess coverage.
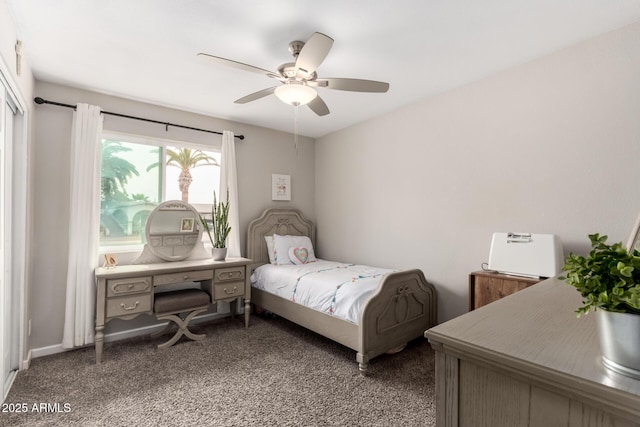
[201,191,231,261]
[561,233,640,379]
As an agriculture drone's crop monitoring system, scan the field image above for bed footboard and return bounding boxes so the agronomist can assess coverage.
[357,269,437,372]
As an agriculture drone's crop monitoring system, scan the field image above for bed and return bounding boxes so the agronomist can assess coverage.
[246,208,438,373]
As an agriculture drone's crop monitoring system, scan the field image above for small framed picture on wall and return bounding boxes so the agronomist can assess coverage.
[272,174,291,201]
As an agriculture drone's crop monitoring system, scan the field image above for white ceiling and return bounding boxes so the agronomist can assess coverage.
[6,0,640,138]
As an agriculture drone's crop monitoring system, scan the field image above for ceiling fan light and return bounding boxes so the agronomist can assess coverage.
[274,83,317,106]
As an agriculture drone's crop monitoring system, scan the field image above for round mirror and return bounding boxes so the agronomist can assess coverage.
[144,200,203,261]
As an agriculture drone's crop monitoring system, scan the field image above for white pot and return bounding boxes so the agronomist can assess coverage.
[211,247,227,261]
[595,309,640,379]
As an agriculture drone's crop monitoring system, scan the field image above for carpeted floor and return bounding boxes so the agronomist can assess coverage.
[2,315,436,426]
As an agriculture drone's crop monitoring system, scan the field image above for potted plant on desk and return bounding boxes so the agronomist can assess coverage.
[561,233,640,379]
[201,191,231,261]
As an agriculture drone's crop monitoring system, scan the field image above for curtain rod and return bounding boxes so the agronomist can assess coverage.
[33,97,245,140]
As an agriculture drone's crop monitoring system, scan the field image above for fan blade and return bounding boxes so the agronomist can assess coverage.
[198,53,281,79]
[234,87,277,104]
[317,78,389,93]
[307,95,330,116]
[295,32,334,78]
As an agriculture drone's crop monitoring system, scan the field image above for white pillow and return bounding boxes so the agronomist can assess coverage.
[264,235,276,264]
[273,234,317,265]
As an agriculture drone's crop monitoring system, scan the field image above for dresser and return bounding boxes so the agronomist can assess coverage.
[94,257,252,364]
[425,277,640,427]
[468,270,541,311]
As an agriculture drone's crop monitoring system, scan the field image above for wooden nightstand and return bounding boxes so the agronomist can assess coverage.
[468,270,542,311]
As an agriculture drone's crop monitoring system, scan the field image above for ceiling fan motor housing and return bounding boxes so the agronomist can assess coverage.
[278,62,316,81]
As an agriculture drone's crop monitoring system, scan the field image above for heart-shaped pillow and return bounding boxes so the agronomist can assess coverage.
[289,247,309,265]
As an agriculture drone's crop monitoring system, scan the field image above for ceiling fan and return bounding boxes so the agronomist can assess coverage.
[198,32,389,116]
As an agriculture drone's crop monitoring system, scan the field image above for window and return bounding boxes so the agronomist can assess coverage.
[99,133,220,249]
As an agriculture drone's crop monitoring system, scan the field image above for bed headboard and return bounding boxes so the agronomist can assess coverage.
[247,208,316,266]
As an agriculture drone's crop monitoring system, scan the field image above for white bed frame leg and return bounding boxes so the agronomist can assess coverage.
[357,353,369,374]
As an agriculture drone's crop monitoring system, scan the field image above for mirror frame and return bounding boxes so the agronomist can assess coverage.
[144,200,203,261]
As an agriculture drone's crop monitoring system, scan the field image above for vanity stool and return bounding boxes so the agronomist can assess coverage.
[153,289,210,349]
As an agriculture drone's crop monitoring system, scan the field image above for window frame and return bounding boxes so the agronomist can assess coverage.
[99,131,220,253]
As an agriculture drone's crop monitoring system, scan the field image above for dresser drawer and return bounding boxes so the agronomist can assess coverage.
[107,277,151,297]
[213,282,244,300]
[106,294,152,318]
[215,267,245,283]
[154,269,214,286]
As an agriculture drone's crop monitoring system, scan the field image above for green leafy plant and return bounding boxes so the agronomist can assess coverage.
[560,233,640,316]
[200,191,231,248]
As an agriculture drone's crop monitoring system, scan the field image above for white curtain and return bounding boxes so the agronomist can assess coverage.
[62,103,103,348]
[220,130,240,257]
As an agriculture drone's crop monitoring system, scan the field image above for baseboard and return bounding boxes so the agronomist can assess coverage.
[30,343,65,359]
[29,311,231,361]
[21,349,32,370]
[2,370,17,403]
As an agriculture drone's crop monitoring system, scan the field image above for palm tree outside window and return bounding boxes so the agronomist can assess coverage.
[147,147,219,202]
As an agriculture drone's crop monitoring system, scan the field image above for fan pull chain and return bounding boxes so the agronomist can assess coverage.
[294,103,300,155]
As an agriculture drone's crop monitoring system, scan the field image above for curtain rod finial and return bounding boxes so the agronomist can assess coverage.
[34,97,45,104]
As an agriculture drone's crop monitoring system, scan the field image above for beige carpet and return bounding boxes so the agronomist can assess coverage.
[3,315,436,426]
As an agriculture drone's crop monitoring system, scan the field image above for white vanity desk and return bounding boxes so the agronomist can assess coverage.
[94,256,252,364]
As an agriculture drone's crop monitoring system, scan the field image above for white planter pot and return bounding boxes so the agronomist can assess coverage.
[211,247,227,261]
[595,309,640,379]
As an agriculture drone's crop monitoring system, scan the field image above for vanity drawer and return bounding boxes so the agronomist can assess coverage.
[215,267,245,283]
[106,294,152,318]
[213,282,244,300]
[107,277,152,297]
[154,269,213,286]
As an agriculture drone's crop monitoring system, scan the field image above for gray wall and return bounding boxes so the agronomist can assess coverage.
[315,22,640,322]
[31,81,315,351]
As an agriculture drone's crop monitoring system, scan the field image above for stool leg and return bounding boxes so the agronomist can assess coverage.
[181,308,208,341]
[156,314,185,349]
[155,307,208,349]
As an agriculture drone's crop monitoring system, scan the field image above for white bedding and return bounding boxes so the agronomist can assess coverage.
[250,260,395,324]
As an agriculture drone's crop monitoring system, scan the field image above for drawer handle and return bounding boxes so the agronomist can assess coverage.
[120,301,140,311]
[227,272,234,278]
[183,274,189,280]
[128,284,134,289]
[224,286,237,295]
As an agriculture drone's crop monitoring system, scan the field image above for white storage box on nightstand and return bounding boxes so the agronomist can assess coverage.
[488,232,564,278]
